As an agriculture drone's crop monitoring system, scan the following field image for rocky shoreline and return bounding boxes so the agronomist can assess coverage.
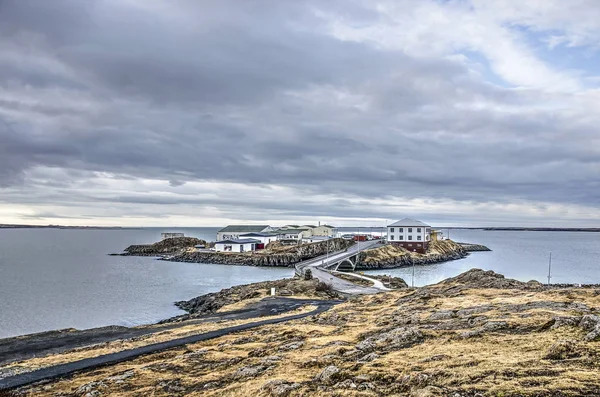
[356,239,472,270]
[165,238,354,267]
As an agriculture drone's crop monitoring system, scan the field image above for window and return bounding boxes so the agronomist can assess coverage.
[408,243,412,247]
[408,236,412,240]
[417,228,421,233]
[399,228,403,232]
[399,235,403,240]
[390,235,394,240]
[417,243,422,247]
[391,227,394,232]
[408,228,412,232]
[417,236,422,240]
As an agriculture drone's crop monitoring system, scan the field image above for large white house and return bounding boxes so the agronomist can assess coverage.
[387,218,432,253]
[214,238,261,253]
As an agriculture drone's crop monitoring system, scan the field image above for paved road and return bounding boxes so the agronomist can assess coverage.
[295,240,387,295]
[0,300,339,391]
[330,270,391,291]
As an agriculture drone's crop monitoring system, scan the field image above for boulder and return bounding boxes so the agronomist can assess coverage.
[356,327,423,352]
[315,365,341,385]
[261,380,301,396]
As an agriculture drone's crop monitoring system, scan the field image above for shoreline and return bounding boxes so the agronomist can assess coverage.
[3,271,599,345]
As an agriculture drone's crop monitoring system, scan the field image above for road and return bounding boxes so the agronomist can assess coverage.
[0,299,339,391]
[295,240,388,295]
[0,298,329,368]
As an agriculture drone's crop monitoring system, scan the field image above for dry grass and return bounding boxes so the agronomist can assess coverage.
[12,281,600,397]
[1,304,317,375]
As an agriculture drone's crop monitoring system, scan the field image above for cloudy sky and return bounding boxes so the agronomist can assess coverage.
[1,0,599,227]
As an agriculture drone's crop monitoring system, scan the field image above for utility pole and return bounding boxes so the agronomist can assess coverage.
[356,227,360,268]
[547,252,552,285]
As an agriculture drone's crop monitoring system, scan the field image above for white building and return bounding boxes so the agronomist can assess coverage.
[216,225,271,241]
[214,238,261,253]
[308,225,337,237]
[275,229,307,241]
[387,218,432,253]
[161,232,185,239]
[302,235,331,244]
[239,232,278,247]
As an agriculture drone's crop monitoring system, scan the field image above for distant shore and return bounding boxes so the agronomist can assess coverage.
[0,224,137,230]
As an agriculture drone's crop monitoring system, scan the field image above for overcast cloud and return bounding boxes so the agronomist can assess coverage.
[1,0,599,227]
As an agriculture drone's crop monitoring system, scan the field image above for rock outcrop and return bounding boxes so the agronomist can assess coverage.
[120,237,205,256]
[437,268,544,290]
[166,238,354,268]
[356,240,470,270]
[172,278,341,319]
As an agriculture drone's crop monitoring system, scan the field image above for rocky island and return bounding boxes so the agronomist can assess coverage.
[114,237,489,270]
[3,269,600,396]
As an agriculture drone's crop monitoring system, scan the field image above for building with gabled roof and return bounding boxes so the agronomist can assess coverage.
[387,218,432,253]
[214,238,262,252]
[216,225,271,241]
[238,232,278,248]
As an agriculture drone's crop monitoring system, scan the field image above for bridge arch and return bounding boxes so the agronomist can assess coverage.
[336,258,355,272]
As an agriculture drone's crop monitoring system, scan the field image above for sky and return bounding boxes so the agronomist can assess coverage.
[1,0,599,228]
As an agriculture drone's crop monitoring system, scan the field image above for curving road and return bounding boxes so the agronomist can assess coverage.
[0,299,339,391]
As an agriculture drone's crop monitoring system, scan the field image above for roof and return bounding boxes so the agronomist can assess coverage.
[214,238,262,244]
[239,232,277,237]
[217,225,270,233]
[319,224,335,228]
[273,229,305,234]
[388,218,431,227]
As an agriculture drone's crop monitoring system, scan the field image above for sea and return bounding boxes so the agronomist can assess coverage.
[0,227,599,339]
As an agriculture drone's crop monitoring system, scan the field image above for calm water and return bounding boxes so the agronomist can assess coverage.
[0,228,292,339]
[365,229,600,287]
[1,228,599,339]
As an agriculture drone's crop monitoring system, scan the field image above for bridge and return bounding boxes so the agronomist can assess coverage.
[294,240,390,295]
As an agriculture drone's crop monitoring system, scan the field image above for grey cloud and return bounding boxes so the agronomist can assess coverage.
[0,0,599,225]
